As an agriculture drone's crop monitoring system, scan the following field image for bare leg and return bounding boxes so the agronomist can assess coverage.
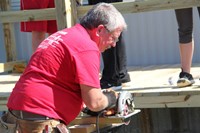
[177,41,195,87]
[32,31,46,52]
[179,41,194,73]
[175,8,195,87]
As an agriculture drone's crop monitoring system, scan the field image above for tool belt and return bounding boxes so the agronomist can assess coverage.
[11,110,51,120]
[0,110,69,133]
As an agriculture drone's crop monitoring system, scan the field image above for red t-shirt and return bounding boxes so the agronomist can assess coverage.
[7,24,101,124]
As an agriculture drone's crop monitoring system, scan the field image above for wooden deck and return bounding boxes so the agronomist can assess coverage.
[125,64,200,108]
[1,64,200,111]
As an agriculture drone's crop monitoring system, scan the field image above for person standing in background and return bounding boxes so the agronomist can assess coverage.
[20,0,58,52]
[175,7,200,87]
[88,0,131,90]
[20,0,82,53]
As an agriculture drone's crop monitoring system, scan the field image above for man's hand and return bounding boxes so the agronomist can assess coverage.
[102,89,118,109]
[102,89,118,116]
[82,89,118,116]
[82,105,117,116]
[102,88,118,98]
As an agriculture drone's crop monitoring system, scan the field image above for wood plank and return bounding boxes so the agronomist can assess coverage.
[0,73,21,93]
[0,72,21,111]
[134,94,200,108]
[69,110,140,133]
[1,0,17,61]
[0,104,8,111]
[54,0,67,30]
[70,116,126,125]
[3,23,17,61]
[66,0,78,28]
[1,0,200,23]
[54,0,77,29]
[69,124,117,133]
[70,110,141,125]
[69,124,118,133]
[77,0,200,17]
[0,98,7,111]
[69,124,97,133]
[1,64,200,110]
[0,8,56,23]
[0,60,26,73]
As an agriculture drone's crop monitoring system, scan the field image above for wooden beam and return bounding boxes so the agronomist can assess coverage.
[1,0,200,23]
[77,0,200,17]
[68,110,140,133]
[70,0,78,26]
[0,8,56,23]
[0,60,26,73]
[54,0,77,29]
[140,109,152,133]
[1,0,17,61]
[54,0,67,30]
[115,0,200,14]
[69,124,97,133]
[3,23,17,61]
[0,99,8,111]
[69,110,141,125]
[134,94,200,108]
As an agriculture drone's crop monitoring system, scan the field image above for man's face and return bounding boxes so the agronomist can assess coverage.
[98,26,122,52]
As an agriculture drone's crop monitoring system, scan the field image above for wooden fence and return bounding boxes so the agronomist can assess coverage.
[0,0,200,72]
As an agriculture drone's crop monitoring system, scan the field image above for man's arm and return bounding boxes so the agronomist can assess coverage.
[80,84,114,112]
[81,85,118,112]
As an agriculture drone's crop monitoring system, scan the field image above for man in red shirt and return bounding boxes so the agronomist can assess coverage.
[1,3,127,132]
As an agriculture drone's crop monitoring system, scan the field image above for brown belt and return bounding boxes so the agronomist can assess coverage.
[10,110,51,120]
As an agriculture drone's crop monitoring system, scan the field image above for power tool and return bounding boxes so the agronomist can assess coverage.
[82,91,135,117]
[116,91,135,117]
[82,91,137,133]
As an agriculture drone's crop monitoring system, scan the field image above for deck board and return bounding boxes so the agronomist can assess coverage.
[1,64,200,111]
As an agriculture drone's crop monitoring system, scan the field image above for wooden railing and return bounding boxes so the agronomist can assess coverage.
[0,0,200,72]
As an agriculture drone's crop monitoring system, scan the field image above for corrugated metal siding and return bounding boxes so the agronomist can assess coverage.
[11,0,20,10]
[0,2,200,66]
[123,8,200,66]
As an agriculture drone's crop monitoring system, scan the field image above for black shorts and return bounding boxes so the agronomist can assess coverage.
[175,7,200,43]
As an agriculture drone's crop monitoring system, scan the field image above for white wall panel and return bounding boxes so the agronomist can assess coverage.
[123,8,200,66]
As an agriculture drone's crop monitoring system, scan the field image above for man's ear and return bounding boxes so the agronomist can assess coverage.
[96,25,105,36]
[96,28,100,37]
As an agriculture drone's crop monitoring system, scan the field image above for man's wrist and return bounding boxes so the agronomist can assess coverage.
[103,90,117,109]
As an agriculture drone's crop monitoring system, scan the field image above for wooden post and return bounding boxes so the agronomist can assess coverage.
[54,0,77,30]
[0,0,17,62]
[140,109,152,133]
